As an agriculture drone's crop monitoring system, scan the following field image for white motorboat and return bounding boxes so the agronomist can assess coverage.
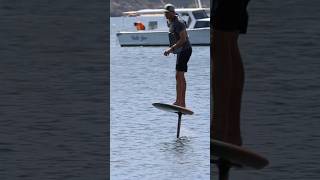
[116,8,210,47]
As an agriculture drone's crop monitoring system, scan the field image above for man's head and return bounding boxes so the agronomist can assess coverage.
[164,4,176,20]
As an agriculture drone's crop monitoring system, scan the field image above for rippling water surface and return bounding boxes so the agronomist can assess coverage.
[0,1,108,179]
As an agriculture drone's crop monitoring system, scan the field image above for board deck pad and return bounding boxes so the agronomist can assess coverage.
[211,139,269,170]
[152,103,193,115]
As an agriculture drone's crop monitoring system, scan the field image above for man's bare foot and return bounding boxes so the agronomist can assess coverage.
[173,101,186,108]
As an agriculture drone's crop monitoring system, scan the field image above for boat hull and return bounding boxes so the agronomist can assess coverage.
[116,28,209,46]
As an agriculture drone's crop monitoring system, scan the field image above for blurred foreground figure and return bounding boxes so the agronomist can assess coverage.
[211,0,250,146]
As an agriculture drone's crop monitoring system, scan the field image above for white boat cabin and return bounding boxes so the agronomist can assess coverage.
[122,8,210,31]
[117,8,210,46]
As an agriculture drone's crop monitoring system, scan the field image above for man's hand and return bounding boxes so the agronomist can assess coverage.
[164,47,173,56]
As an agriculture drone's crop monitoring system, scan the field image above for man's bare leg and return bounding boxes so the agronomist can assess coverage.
[212,30,233,142]
[211,30,242,146]
[174,71,186,107]
[229,32,244,145]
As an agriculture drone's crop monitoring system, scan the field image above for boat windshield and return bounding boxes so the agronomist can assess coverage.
[194,21,210,28]
[192,10,209,19]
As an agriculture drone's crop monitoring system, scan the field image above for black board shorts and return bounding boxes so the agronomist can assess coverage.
[176,47,192,72]
[211,0,250,34]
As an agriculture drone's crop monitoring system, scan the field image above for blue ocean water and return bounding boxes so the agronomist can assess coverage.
[0,1,108,179]
[110,17,210,179]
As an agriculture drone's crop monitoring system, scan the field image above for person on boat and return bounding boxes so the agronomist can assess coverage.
[134,21,145,30]
[163,4,192,108]
[211,0,250,146]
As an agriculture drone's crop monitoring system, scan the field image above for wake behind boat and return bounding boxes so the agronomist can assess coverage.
[116,8,210,46]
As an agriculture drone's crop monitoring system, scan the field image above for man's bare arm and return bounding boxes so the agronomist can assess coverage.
[171,30,187,51]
